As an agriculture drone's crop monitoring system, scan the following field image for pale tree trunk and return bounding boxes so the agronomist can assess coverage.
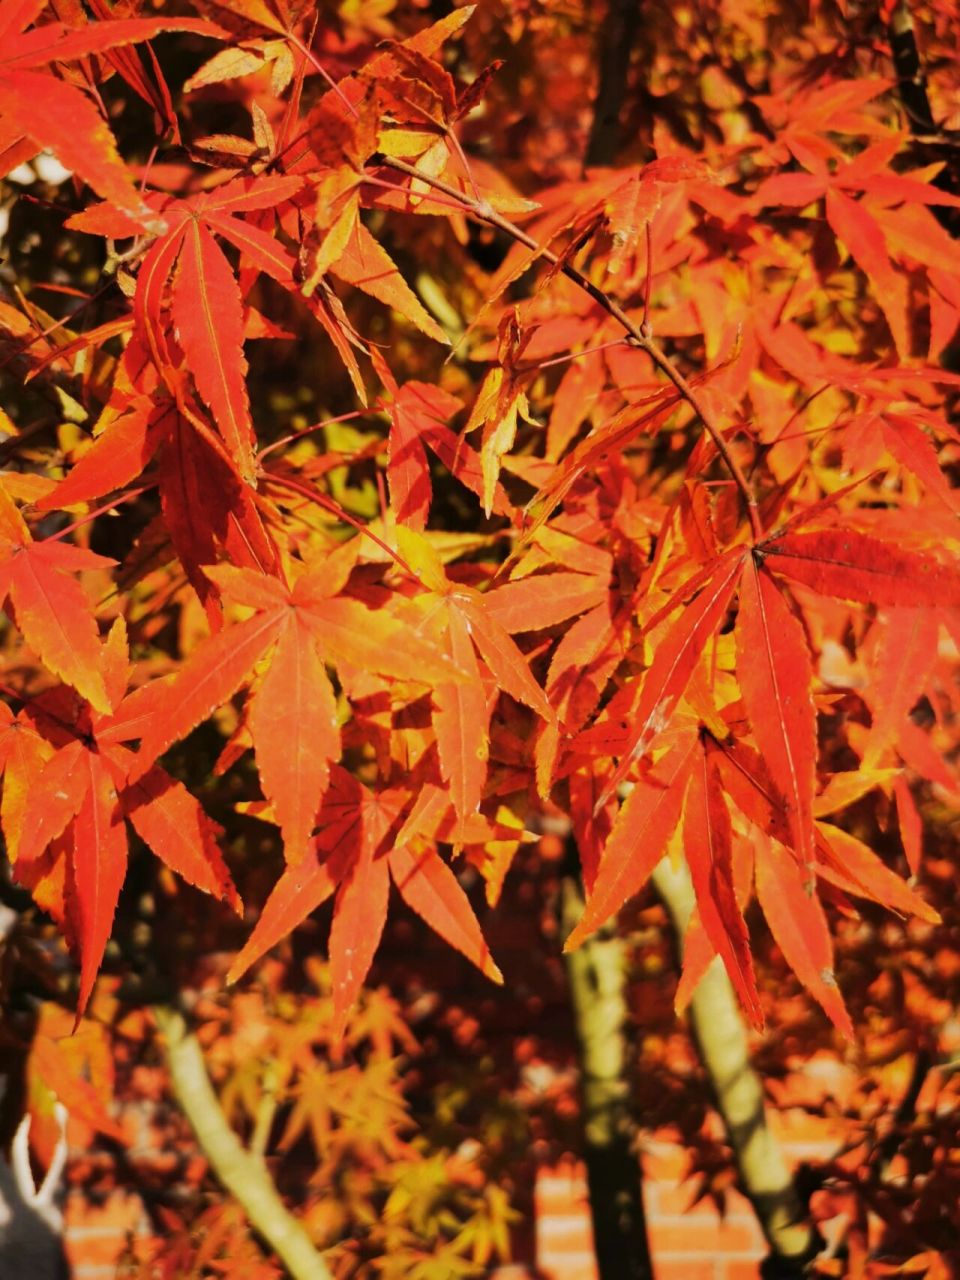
[651,859,819,1276]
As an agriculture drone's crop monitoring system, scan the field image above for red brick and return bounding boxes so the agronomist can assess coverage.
[65,1235,133,1269]
[65,1190,143,1233]
[64,1191,147,1273]
[654,1259,717,1280]
[536,1248,599,1279]
[537,1183,589,1210]
[645,1180,697,1216]
[642,1142,689,1181]
[537,1218,594,1251]
[648,1219,762,1254]
[719,1188,758,1218]
[722,1260,763,1280]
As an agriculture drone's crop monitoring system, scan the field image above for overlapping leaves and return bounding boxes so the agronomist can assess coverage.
[0,1,955,1049]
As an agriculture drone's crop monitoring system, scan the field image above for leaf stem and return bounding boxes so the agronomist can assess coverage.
[257,409,369,463]
[530,336,629,370]
[43,485,151,542]
[263,470,419,580]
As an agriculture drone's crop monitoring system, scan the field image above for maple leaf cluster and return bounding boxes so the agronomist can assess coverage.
[19,967,518,1277]
[0,0,957,1131]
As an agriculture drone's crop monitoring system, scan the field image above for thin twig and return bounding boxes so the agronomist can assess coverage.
[531,336,629,370]
[250,1082,280,1162]
[377,154,762,538]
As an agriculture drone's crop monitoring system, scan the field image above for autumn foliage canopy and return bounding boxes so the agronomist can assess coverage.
[1,0,959,1273]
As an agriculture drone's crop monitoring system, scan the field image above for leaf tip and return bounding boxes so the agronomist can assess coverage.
[561,926,586,954]
[224,956,247,986]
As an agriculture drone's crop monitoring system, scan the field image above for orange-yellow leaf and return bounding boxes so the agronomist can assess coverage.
[455,593,556,723]
[482,572,608,633]
[0,70,145,214]
[4,540,114,714]
[17,740,89,864]
[735,556,817,869]
[134,610,284,774]
[249,616,340,865]
[826,186,909,359]
[330,220,448,344]
[69,753,128,1020]
[297,591,467,685]
[121,766,240,910]
[172,220,257,484]
[863,609,939,768]
[226,837,355,985]
[755,832,853,1038]
[434,604,490,823]
[38,405,169,511]
[596,549,744,808]
[204,563,290,612]
[892,774,923,875]
[29,1034,125,1142]
[762,528,960,607]
[565,732,698,951]
[676,830,754,1014]
[0,708,52,863]
[387,394,432,530]
[815,822,938,922]
[329,847,390,1041]
[684,745,763,1030]
[389,842,502,982]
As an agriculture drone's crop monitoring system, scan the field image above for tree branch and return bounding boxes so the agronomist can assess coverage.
[651,859,819,1273]
[154,1006,333,1280]
[377,155,763,539]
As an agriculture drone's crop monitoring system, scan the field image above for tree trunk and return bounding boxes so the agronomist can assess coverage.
[651,859,819,1276]
[561,874,655,1280]
[585,0,642,166]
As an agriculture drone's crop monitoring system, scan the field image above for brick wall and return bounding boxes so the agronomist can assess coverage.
[524,1112,841,1280]
[531,1148,772,1280]
[64,1123,841,1280]
[64,1189,148,1280]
